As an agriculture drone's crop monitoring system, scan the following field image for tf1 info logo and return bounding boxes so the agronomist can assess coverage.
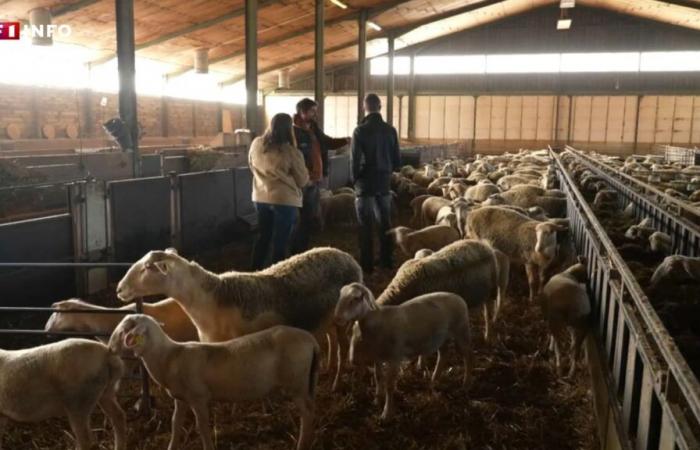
[0,21,72,40]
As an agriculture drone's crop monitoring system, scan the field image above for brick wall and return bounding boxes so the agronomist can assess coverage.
[0,83,244,141]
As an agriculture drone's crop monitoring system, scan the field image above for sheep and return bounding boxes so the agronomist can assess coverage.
[109,315,318,450]
[414,249,434,259]
[388,225,461,258]
[409,194,431,227]
[649,255,700,291]
[320,192,356,229]
[0,339,126,450]
[435,205,458,229]
[334,283,472,420]
[495,187,567,218]
[464,182,500,202]
[399,165,416,178]
[623,202,636,219]
[592,189,618,210]
[377,239,509,341]
[466,206,568,302]
[648,231,673,256]
[497,174,539,191]
[334,186,355,195]
[420,196,451,226]
[116,246,361,390]
[539,261,590,377]
[45,297,198,343]
[625,221,655,241]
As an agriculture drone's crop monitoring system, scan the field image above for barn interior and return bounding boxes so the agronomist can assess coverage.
[1,0,699,449]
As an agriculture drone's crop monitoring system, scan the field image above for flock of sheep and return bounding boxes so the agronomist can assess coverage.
[562,150,700,374]
[1,149,600,450]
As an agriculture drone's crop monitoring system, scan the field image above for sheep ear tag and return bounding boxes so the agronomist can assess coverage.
[124,331,145,348]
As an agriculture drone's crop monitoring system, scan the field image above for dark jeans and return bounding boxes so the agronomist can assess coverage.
[355,193,394,272]
[251,202,298,270]
[291,183,320,255]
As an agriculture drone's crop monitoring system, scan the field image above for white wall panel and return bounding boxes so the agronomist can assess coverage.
[637,96,657,144]
[429,96,446,140]
[572,96,592,142]
[692,97,700,145]
[655,96,675,144]
[536,96,555,141]
[623,96,638,144]
[556,96,570,142]
[505,96,522,140]
[475,96,491,140]
[490,96,507,140]
[444,96,460,139]
[521,96,538,140]
[672,96,692,144]
[458,96,475,140]
[415,96,431,139]
[400,96,409,139]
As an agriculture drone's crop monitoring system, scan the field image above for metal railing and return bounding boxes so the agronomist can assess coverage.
[551,148,700,450]
[564,145,700,257]
[0,261,151,414]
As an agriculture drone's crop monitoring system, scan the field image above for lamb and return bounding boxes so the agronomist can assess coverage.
[414,249,434,259]
[45,297,198,342]
[435,205,458,229]
[334,187,355,195]
[539,261,591,377]
[409,195,431,227]
[466,206,568,302]
[464,182,500,202]
[388,225,461,258]
[335,283,472,419]
[497,174,539,191]
[420,196,451,226]
[116,247,361,390]
[649,255,700,291]
[377,239,509,341]
[320,192,356,229]
[109,315,318,450]
[496,187,567,218]
[0,339,126,450]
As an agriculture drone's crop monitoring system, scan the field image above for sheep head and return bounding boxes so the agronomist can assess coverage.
[335,282,377,326]
[44,298,88,332]
[117,248,183,302]
[535,221,568,261]
[109,314,158,356]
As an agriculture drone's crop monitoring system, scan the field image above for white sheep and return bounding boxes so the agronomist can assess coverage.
[539,261,591,377]
[377,239,509,341]
[388,225,460,258]
[414,249,434,259]
[335,283,472,420]
[419,196,451,226]
[466,206,568,302]
[319,192,356,229]
[45,297,198,342]
[116,247,361,390]
[435,205,458,229]
[109,315,318,450]
[0,339,126,450]
[464,182,500,202]
[649,255,700,291]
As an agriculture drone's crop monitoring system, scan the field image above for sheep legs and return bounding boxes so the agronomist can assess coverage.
[568,327,587,378]
[293,396,315,450]
[380,363,400,421]
[190,401,214,450]
[332,324,350,391]
[168,400,188,450]
[99,394,127,450]
[525,263,540,303]
[67,411,93,450]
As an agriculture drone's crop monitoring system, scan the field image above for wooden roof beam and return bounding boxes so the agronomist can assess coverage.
[220,0,511,85]
[164,0,411,80]
[87,0,282,67]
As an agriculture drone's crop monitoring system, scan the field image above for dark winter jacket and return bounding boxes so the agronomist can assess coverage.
[351,112,401,196]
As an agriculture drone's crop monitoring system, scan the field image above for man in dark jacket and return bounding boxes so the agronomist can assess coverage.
[291,98,350,254]
[352,93,401,273]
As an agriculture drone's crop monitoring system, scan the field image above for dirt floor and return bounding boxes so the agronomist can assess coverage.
[3,209,599,450]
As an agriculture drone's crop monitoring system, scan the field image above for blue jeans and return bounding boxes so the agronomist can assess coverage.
[251,203,298,270]
[355,194,394,272]
[291,183,321,255]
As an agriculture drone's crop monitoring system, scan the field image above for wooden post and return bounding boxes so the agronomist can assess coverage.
[357,9,367,125]
[314,0,325,128]
[245,0,258,135]
[115,0,139,176]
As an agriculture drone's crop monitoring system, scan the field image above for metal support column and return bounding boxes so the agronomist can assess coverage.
[386,33,395,126]
[407,54,416,140]
[357,9,368,124]
[314,0,324,128]
[115,0,139,177]
[245,0,258,136]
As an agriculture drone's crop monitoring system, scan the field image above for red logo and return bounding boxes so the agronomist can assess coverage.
[0,22,21,40]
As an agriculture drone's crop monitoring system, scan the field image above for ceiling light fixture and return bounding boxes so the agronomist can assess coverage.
[560,0,575,8]
[330,0,348,9]
[367,21,382,31]
[557,19,572,30]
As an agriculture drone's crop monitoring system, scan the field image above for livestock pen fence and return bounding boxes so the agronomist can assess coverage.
[563,146,700,258]
[551,148,700,450]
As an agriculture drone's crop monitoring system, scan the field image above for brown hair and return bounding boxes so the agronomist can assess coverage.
[262,113,296,150]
